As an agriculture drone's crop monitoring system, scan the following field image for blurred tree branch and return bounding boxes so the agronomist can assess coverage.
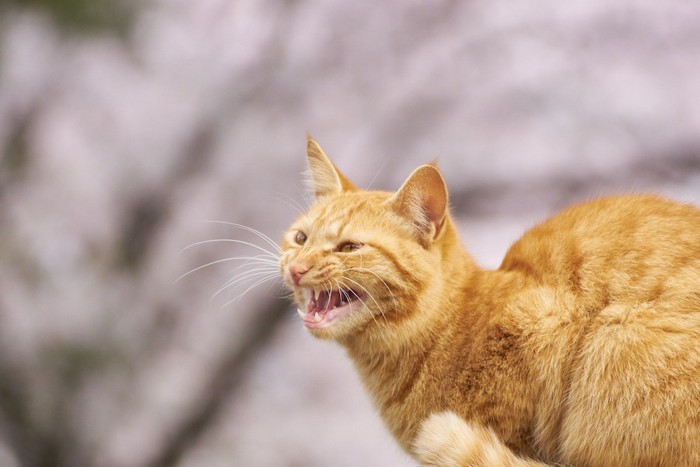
[2,0,134,34]
[117,118,218,271]
[146,297,290,467]
[0,1,301,465]
[449,147,700,218]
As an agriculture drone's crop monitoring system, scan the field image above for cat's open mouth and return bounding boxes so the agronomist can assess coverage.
[297,288,364,329]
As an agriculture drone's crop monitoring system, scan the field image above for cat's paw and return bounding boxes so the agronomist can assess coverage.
[413,411,547,467]
[413,411,483,466]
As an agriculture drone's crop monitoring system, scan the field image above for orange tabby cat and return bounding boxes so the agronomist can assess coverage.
[279,137,700,466]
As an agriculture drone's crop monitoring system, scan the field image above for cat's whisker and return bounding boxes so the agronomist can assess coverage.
[221,274,279,307]
[277,286,295,301]
[226,264,280,283]
[260,274,284,297]
[346,266,399,313]
[323,279,332,302]
[201,221,283,254]
[336,280,352,304]
[177,255,277,283]
[336,278,381,328]
[219,265,280,288]
[181,238,280,260]
[324,279,338,311]
[212,267,280,300]
[229,257,280,274]
[339,276,388,325]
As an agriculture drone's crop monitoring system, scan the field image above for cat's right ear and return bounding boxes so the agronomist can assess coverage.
[387,164,449,245]
[306,135,356,198]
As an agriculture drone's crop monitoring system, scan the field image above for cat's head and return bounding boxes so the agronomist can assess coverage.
[280,137,451,341]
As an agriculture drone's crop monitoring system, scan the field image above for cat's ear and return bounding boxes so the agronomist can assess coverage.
[388,164,449,244]
[306,135,356,198]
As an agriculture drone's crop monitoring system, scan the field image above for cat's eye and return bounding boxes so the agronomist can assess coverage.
[338,241,363,253]
[294,231,307,245]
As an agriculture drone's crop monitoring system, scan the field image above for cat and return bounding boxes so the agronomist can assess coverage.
[279,136,700,466]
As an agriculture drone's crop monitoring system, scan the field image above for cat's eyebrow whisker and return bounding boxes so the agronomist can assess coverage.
[274,192,305,215]
[296,185,313,208]
[201,221,283,254]
[176,255,278,283]
[180,238,280,260]
[365,156,389,191]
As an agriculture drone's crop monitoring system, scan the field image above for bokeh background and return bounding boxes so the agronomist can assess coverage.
[1,1,700,466]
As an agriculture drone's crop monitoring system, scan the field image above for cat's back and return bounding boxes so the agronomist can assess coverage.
[500,194,700,308]
[497,196,700,465]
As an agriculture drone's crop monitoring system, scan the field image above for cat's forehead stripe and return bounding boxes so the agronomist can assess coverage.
[334,199,370,237]
[313,198,370,236]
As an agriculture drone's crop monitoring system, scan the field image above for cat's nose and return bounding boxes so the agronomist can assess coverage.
[289,262,310,286]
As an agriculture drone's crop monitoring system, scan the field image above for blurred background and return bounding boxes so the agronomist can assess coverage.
[1,0,700,466]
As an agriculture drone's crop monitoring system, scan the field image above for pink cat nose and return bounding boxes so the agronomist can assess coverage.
[289,263,310,286]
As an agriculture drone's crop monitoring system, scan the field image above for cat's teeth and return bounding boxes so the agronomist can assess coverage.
[313,312,322,323]
[297,308,305,318]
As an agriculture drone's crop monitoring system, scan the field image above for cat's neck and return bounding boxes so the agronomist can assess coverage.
[341,219,479,444]
[345,218,475,353]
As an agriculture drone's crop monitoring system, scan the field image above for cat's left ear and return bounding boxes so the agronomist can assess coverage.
[306,135,356,198]
[388,164,449,244]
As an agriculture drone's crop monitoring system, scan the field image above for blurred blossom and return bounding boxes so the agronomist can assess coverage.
[0,1,699,466]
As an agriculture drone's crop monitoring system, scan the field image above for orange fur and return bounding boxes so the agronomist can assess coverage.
[279,137,700,466]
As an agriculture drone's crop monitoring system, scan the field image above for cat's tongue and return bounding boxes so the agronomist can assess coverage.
[308,290,341,315]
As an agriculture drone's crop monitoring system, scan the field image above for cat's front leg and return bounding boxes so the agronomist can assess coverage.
[413,412,550,467]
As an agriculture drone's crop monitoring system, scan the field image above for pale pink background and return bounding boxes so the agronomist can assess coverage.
[1,1,699,466]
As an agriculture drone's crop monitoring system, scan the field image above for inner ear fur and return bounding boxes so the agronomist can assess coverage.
[388,164,449,244]
[306,135,356,198]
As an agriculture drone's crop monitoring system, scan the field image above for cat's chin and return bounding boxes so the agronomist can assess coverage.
[295,287,366,331]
